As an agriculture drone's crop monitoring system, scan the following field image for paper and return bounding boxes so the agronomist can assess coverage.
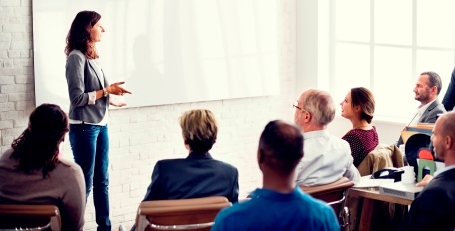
[353,176,395,188]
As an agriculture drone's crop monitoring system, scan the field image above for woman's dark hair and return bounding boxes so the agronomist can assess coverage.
[10,104,69,178]
[350,87,375,124]
[65,10,101,59]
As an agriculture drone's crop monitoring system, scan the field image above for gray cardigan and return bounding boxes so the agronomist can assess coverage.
[65,50,109,123]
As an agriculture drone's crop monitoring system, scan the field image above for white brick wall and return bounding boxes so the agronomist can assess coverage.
[0,0,296,230]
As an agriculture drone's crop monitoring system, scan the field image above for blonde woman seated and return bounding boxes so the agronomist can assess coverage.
[142,109,239,202]
[340,87,379,167]
[0,104,85,231]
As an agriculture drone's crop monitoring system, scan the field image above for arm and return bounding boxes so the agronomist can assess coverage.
[143,162,163,201]
[442,68,455,111]
[61,165,86,231]
[228,169,239,203]
[66,53,92,107]
[344,163,361,184]
[66,53,131,107]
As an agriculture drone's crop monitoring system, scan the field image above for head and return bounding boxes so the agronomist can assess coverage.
[340,87,375,124]
[414,72,442,105]
[294,89,336,132]
[180,109,218,153]
[65,11,104,59]
[10,104,69,178]
[257,120,304,177]
[431,112,455,163]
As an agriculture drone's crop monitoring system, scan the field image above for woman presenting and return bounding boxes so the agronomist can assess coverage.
[65,11,131,231]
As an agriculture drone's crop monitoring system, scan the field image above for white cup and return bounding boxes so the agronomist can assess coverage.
[401,166,415,184]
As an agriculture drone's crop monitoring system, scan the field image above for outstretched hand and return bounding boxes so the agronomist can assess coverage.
[416,174,434,187]
[106,82,132,96]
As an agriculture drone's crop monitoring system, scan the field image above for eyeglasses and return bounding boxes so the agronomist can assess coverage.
[293,100,307,113]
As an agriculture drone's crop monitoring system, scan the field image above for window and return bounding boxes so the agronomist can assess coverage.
[317,0,455,121]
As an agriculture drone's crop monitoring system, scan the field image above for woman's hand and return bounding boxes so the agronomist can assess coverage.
[106,82,132,96]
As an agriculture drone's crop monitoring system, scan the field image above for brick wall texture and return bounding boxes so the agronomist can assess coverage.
[0,0,296,229]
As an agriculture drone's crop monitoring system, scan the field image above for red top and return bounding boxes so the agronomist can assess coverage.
[342,127,379,167]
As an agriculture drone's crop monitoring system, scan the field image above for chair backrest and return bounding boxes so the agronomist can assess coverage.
[300,177,354,214]
[136,196,231,231]
[0,204,61,231]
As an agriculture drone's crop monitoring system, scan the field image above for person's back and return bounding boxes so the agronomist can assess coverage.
[296,130,355,185]
[143,152,238,202]
[142,109,239,203]
[212,187,338,231]
[0,104,85,231]
[0,150,85,230]
[212,120,339,231]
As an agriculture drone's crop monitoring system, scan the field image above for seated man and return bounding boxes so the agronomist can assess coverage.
[142,109,239,202]
[400,111,455,231]
[212,120,339,231]
[293,89,360,185]
[397,71,446,145]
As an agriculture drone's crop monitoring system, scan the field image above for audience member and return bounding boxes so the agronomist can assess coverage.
[397,72,446,145]
[212,120,339,231]
[142,109,239,202]
[340,87,379,167]
[294,89,360,186]
[400,111,455,231]
[0,104,85,231]
[442,67,455,111]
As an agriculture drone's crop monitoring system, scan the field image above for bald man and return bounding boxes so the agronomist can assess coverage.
[212,120,339,231]
[400,111,455,231]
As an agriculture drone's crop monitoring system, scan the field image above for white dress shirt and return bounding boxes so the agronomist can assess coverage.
[295,129,361,186]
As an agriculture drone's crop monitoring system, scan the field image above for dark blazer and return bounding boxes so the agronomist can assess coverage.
[66,50,109,123]
[400,168,455,231]
[397,99,446,146]
[143,152,239,203]
[442,67,455,111]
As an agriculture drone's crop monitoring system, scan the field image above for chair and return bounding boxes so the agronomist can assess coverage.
[0,204,61,231]
[300,177,355,231]
[135,196,231,231]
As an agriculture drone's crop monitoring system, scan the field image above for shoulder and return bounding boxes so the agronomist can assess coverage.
[67,50,86,63]
[56,158,83,175]
[341,130,362,143]
[214,201,252,224]
[68,49,85,58]
[430,100,446,113]
[0,148,13,159]
[212,159,238,172]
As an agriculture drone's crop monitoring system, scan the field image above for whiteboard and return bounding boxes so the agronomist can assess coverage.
[33,0,280,109]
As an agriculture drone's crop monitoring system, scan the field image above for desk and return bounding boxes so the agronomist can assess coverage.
[348,188,412,231]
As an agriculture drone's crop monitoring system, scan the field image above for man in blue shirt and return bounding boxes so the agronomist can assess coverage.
[211,120,340,231]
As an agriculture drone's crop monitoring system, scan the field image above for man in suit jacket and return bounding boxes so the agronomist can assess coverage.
[397,72,446,145]
[142,109,239,203]
[400,111,455,231]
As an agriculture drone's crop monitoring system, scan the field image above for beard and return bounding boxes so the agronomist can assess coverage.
[415,92,430,102]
